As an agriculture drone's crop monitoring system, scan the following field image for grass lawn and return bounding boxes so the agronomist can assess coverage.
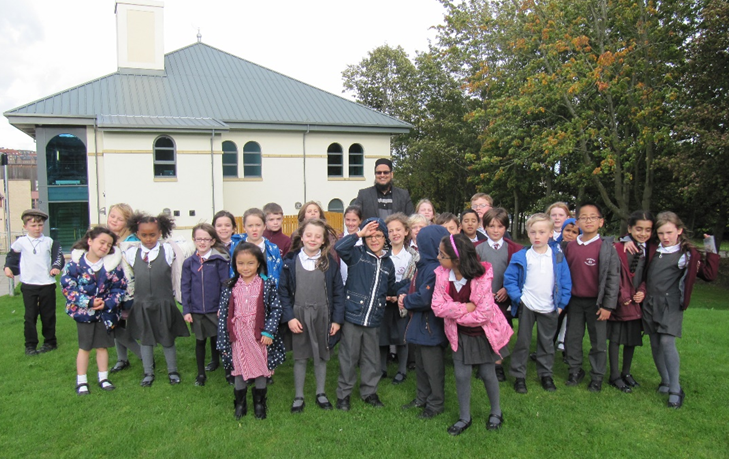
[1,283,727,459]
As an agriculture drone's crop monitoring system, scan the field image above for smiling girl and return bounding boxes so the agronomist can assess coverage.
[62,227,127,395]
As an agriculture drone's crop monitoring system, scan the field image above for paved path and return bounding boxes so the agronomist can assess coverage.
[0,254,18,297]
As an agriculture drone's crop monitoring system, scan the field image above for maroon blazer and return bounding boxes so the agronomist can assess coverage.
[645,244,719,310]
[612,241,645,322]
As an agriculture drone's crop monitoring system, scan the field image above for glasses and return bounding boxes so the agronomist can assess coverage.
[437,251,452,260]
[375,171,391,176]
[367,234,386,240]
[473,204,491,209]
[578,216,602,222]
[194,238,213,243]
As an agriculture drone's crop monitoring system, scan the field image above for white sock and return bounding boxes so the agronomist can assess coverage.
[77,374,89,393]
[98,371,109,382]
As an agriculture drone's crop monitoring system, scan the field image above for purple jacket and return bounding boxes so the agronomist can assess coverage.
[181,248,230,315]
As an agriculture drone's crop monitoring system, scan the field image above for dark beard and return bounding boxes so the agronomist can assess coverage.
[374,180,392,194]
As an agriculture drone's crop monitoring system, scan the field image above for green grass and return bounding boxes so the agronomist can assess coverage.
[1,284,728,458]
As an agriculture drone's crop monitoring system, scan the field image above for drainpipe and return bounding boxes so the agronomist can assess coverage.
[93,119,101,224]
[210,129,216,215]
[303,124,309,202]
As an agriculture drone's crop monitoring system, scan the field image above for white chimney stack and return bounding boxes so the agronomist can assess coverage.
[115,0,165,73]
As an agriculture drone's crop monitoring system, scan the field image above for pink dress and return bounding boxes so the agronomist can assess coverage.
[230,277,272,379]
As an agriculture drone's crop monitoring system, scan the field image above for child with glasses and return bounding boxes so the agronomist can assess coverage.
[181,223,230,386]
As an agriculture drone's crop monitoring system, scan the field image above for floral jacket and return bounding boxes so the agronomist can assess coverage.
[61,249,127,331]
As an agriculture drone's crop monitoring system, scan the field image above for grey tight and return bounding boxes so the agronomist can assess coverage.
[649,333,680,393]
[294,358,328,398]
[453,358,501,422]
[140,344,177,374]
[234,375,266,390]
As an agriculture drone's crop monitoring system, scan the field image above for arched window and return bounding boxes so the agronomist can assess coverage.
[327,143,343,177]
[243,141,262,178]
[328,198,344,213]
[222,141,238,178]
[46,134,87,185]
[350,198,357,206]
[154,136,176,177]
[348,143,364,177]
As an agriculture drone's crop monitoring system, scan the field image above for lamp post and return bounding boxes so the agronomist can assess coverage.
[2,153,14,296]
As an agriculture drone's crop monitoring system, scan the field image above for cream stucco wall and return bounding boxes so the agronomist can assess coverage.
[0,179,33,235]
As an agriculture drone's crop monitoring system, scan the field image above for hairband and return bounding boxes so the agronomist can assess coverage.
[449,234,459,258]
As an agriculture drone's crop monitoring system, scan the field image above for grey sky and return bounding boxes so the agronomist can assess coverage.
[0,0,445,150]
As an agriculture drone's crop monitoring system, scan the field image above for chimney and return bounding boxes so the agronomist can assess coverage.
[115,0,165,74]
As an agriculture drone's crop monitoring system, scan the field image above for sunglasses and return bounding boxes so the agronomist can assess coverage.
[375,170,391,175]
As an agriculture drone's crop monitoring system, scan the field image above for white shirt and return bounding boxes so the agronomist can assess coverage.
[552,230,561,241]
[576,234,601,246]
[657,243,687,269]
[11,235,56,285]
[198,249,212,261]
[125,242,174,266]
[84,254,104,273]
[487,237,504,250]
[390,246,413,282]
[521,246,554,313]
[298,249,321,272]
[449,269,468,293]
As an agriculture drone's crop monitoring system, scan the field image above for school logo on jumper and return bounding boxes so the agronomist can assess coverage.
[584,257,597,267]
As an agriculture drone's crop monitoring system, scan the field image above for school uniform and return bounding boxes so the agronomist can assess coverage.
[563,234,619,383]
[609,239,646,346]
[476,237,523,327]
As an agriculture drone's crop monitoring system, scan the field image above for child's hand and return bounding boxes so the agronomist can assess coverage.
[386,295,397,303]
[4,267,14,279]
[330,323,340,336]
[398,294,406,309]
[50,268,61,277]
[494,288,508,303]
[596,308,611,321]
[357,221,379,239]
[466,302,477,313]
[260,336,273,346]
[623,241,639,255]
[91,298,105,310]
[633,292,645,303]
[288,319,303,334]
[184,313,193,323]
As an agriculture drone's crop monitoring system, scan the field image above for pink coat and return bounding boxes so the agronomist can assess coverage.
[431,263,513,356]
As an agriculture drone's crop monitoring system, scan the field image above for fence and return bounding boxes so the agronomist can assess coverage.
[234,212,344,237]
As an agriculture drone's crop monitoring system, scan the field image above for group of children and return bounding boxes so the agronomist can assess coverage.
[4,191,719,434]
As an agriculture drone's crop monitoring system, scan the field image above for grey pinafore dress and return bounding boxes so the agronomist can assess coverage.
[643,250,684,338]
[292,257,330,361]
[128,245,190,346]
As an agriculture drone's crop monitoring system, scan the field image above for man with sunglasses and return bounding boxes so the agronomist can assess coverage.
[354,158,414,220]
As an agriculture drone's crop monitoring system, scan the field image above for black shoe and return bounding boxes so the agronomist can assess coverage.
[447,419,472,436]
[225,370,234,386]
[495,364,506,382]
[315,393,333,410]
[667,389,685,409]
[418,408,441,419]
[381,370,388,379]
[588,380,602,392]
[195,374,207,387]
[252,387,268,419]
[392,372,407,385]
[140,373,155,387]
[234,388,248,419]
[486,413,504,431]
[75,382,90,396]
[98,379,116,391]
[363,393,384,408]
[110,360,130,374]
[514,378,528,394]
[541,376,557,392]
[38,343,57,353]
[566,369,585,386]
[657,383,670,394]
[622,374,640,388]
[388,352,397,363]
[168,371,181,385]
[336,395,351,411]
[291,397,305,413]
[609,377,632,393]
[402,399,425,410]
[25,347,38,356]
[204,361,219,372]
[407,362,416,371]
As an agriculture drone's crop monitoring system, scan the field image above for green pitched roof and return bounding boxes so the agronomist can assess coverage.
[5,43,411,136]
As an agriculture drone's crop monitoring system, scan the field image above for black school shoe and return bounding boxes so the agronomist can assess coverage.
[25,347,38,356]
[447,419,472,436]
[336,395,351,411]
[587,380,603,392]
[541,376,557,392]
[566,368,586,386]
[291,397,305,413]
[486,413,504,431]
[204,361,219,372]
[37,343,57,353]
[667,389,685,409]
[622,374,640,388]
[110,360,130,374]
[316,393,333,410]
[363,393,384,408]
[514,378,528,394]
[609,377,632,393]
[495,365,507,382]
[195,375,207,386]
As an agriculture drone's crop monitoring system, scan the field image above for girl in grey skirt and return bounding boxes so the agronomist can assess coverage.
[62,227,128,396]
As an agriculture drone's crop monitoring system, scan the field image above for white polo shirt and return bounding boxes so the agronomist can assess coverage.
[520,246,554,313]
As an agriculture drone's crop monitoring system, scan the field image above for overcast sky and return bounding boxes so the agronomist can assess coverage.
[0,0,446,150]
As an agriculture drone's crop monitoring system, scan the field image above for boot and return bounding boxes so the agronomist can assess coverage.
[252,387,268,420]
[234,388,247,419]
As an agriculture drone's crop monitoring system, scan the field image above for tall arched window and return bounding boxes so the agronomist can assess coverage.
[154,136,176,177]
[46,134,87,185]
[243,141,262,178]
[222,140,238,177]
[348,143,364,177]
[328,198,344,213]
[327,143,343,177]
